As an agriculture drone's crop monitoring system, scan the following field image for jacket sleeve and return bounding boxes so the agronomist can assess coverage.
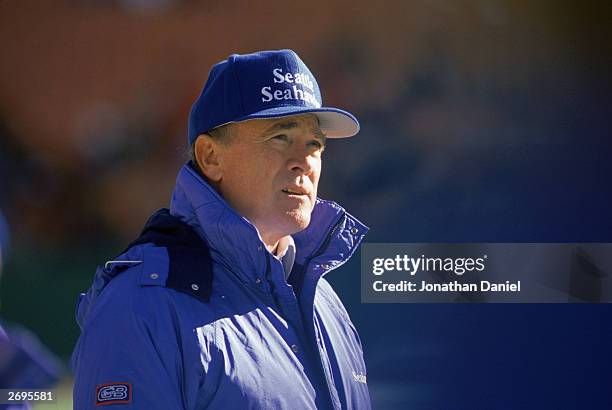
[72,274,187,409]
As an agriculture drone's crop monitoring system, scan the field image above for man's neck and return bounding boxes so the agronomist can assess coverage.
[262,235,293,257]
[260,230,282,254]
[266,242,279,254]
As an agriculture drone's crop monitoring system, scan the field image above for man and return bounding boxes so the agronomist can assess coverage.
[72,49,370,409]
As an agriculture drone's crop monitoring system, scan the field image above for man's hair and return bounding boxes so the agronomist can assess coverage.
[188,123,234,171]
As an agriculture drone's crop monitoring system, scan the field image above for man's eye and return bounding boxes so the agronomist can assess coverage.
[272,134,289,142]
[308,140,324,149]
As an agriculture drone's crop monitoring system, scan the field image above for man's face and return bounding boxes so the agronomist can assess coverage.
[213,114,326,243]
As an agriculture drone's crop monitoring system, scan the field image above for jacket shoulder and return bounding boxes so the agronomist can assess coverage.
[71,244,206,409]
[76,244,169,328]
[77,243,211,329]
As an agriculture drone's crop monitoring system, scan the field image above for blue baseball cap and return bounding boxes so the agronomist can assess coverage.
[188,49,360,145]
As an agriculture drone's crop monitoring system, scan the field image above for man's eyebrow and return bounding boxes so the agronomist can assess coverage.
[263,121,299,134]
[263,121,327,142]
[312,130,327,144]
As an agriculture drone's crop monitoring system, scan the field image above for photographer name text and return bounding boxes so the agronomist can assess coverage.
[372,280,521,293]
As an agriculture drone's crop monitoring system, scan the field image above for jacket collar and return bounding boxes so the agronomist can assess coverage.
[169,162,368,284]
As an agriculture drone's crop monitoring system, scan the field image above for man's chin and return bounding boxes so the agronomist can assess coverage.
[282,209,312,234]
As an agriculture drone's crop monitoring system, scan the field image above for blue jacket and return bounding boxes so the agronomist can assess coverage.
[71,163,370,409]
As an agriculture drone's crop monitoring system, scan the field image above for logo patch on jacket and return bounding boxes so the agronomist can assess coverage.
[352,371,367,384]
[96,383,132,406]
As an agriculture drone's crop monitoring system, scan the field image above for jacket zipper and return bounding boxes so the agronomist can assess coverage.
[305,212,346,410]
[289,212,345,297]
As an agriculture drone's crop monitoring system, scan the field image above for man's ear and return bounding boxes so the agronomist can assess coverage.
[194,134,223,182]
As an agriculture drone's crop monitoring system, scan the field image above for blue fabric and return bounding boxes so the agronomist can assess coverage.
[71,162,370,409]
[187,49,359,144]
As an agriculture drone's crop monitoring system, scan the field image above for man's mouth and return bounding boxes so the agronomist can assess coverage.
[281,187,308,195]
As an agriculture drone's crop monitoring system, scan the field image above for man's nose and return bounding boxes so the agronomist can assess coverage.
[287,147,316,175]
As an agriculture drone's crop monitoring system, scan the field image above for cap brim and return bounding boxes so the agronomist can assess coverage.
[227,106,360,138]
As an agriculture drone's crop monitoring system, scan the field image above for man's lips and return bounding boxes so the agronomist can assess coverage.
[281,186,309,196]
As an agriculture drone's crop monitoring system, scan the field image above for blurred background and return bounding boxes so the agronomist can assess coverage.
[1,0,611,408]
